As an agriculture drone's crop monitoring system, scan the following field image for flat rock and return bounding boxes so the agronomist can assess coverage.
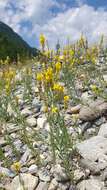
[76,136,107,171]
[28,164,38,174]
[37,116,50,131]
[38,168,51,182]
[36,182,49,190]
[76,136,107,161]
[67,105,81,114]
[21,107,32,117]
[79,100,107,121]
[48,178,58,190]
[0,167,15,178]
[77,179,105,190]
[98,123,107,137]
[26,117,37,127]
[6,174,38,190]
[74,169,85,182]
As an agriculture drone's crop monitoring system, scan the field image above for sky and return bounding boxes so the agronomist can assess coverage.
[0,0,107,48]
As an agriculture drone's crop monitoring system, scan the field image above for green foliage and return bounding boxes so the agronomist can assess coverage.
[0,22,39,61]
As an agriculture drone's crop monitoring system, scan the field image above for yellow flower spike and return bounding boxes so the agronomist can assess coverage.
[37,73,43,81]
[55,62,61,72]
[64,95,70,102]
[44,67,53,83]
[51,106,58,113]
[90,84,98,93]
[53,83,64,93]
[11,162,21,172]
[40,34,46,49]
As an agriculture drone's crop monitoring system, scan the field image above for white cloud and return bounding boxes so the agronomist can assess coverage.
[0,1,107,48]
[32,4,107,48]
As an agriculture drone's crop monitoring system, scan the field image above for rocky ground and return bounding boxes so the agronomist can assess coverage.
[0,55,107,190]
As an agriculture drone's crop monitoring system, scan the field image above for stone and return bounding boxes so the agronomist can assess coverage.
[81,92,93,104]
[76,136,107,172]
[28,164,38,174]
[74,169,85,182]
[37,116,50,131]
[36,182,49,190]
[32,98,41,109]
[26,117,37,127]
[48,178,58,190]
[0,137,6,147]
[67,105,81,114]
[80,122,92,133]
[20,148,31,164]
[79,100,107,121]
[51,164,70,182]
[7,174,38,190]
[103,75,107,83]
[38,168,51,182]
[98,123,107,137]
[80,159,100,174]
[0,167,15,178]
[57,182,70,190]
[95,117,106,126]
[76,136,107,161]
[77,179,105,190]
[21,107,32,117]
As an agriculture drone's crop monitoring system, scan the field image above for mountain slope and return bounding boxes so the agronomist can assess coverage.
[0,21,39,61]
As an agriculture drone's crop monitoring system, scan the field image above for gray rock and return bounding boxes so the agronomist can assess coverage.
[77,179,105,190]
[36,182,49,190]
[76,136,107,172]
[51,164,70,182]
[76,136,107,161]
[57,182,70,190]
[98,123,107,137]
[0,137,6,147]
[20,148,31,164]
[0,167,15,178]
[80,122,92,133]
[26,116,37,127]
[101,168,107,181]
[37,116,50,131]
[95,117,106,126]
[7,174,38,190]
[38,168,51,182]
[103,75,107,83]
[79,100,107,121]
[21,107,32,117]
[28,164,38,174]
[81,92,93,105]
[67,105,81,114]
[74,169,85,182]
[80,159,100,174]
[48,178,58,190]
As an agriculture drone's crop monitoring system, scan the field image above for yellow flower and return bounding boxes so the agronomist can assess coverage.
[64,95,70,102]
[40,34,46,48]
[11,162,21,172]
[91,84,97,92]
[37,73,43,81]
[55,62,61,72]
[44,67,53,83]
[53,83,64,93]
[51,106,58,113]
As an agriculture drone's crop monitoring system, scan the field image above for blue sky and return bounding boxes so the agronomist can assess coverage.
[0,0,107,48]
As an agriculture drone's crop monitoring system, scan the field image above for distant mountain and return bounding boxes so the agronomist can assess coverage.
[0,21,39,61]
